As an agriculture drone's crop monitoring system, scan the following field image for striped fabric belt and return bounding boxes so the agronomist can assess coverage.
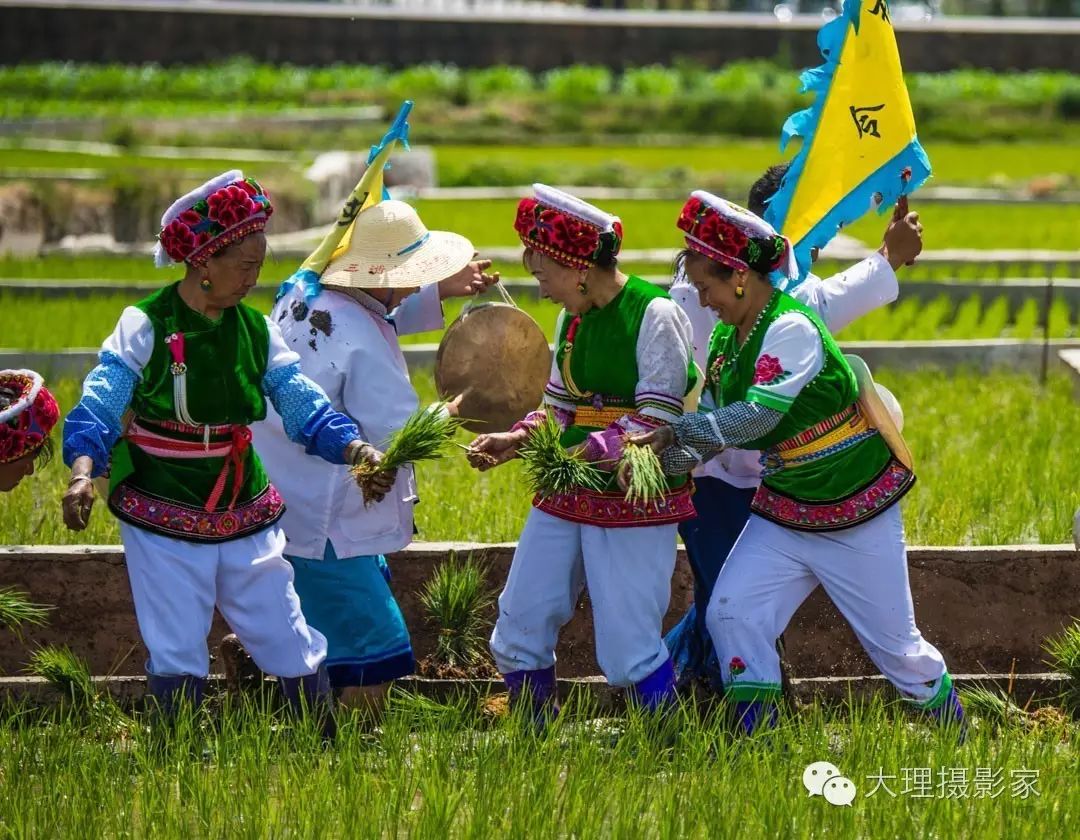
[126,418,252,513]
[574,404,632,428]
[761,404,875,472]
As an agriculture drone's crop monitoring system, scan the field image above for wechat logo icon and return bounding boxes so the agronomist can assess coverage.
[803,761,857,807]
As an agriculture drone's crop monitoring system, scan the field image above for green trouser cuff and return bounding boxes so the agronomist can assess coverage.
[724,681,784,703]
[910,671,954,710]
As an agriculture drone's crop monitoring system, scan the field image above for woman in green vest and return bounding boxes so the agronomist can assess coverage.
[466,185,697,716]
[630,191,964,735]
[60,171,392,733]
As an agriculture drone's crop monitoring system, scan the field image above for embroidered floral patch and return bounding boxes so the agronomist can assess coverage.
[729,657,747,677]
[752,354,790,386]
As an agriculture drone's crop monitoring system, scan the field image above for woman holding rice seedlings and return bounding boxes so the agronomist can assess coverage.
[60,171,378,735]
[466,184,697,716]
[252,199,495,715]
[664,163,925,692]
[630,191,964,735]
[0,369,59,492]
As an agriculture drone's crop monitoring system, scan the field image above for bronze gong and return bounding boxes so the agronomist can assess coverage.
[435,302,551,433]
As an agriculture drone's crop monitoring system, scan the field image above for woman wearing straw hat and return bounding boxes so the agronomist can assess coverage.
[466,184,698,717]
[60,171,379,734]
[252,199,495,716]
[0,369,59,492]
[629,191,964,735]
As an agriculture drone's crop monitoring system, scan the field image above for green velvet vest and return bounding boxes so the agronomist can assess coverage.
[705,291,892,503]
[107,283,275,524]
[555,276,697,493]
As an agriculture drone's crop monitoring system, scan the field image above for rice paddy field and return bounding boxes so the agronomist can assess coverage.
[2,368,1076,547]
[0,695,1075,838]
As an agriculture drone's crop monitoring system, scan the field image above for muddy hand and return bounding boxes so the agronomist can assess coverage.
[625,425,675,457]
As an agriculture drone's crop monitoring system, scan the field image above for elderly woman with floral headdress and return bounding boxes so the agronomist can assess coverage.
[61,171,382,734]
[630,191,964,736]
[0,369,59,492]
[466,184,697,717]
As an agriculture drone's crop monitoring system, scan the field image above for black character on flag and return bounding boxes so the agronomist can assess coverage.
[869,0,891,23]
[850,104,885,139]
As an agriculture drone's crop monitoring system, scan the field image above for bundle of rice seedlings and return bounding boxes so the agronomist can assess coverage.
[618,442,667,506]
[27,646,131,732]
[517,412,604,499]
[351,404,464,504]
[1044,619,1080,715]
[958,684,1027,728]
[27,645,96,707]
[419,552,495,672]
[0,587,51,637]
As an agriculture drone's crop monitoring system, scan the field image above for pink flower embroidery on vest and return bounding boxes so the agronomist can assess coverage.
[752,354,789,385]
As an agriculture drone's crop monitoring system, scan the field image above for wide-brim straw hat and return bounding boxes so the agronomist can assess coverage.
[320,200,474,290]
[845,354,913,470]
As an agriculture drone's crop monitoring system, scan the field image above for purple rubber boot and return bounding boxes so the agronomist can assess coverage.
[504,666,559,726]
[146,672,206,717]
[627,658,677,712]
[929,686,968,742]
[732,699,779,735]
[279,666,338,741]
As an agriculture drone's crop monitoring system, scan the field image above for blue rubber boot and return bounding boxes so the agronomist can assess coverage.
[504,666,559,727]
[279,666,338,741]
[146,672,206,717]
[732,699,779,735]
[627,657,678,712]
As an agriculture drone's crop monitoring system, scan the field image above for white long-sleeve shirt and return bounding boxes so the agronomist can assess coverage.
[251,283,444,558]
[668,251,898,488]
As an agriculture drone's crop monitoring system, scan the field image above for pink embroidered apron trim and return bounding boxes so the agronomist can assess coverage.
[110,482,285,543]
[750,458,915,533]
[534,483,696,528]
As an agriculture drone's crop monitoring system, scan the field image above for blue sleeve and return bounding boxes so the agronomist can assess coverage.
[62,351,138,476]
[263,361,360,465]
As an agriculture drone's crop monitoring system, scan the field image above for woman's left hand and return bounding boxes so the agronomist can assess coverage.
[624,424,676,456]
[438,259,499,299]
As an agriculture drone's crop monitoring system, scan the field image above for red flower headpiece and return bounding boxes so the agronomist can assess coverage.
[514,188,623,270]
[676,192,795,281]
[155,172,274,268]
[0,370,59,464]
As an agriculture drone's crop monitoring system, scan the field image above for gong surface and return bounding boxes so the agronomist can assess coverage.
[435,303,551,433]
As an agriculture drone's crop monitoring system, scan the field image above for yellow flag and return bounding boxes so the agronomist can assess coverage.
[765,0,930,285]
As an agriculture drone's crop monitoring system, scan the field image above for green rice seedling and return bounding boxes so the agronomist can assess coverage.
[0,587,51,636]
[351,404,464,504]
[419,552,495,672]
[959,684,1029,728]
[517,412,605,499]
[26,645,131,734]
[1044,619,1080,715]
[618,442,667,506]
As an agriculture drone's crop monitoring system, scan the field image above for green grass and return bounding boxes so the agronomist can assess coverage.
[435,140,1080,188]
[3,138,1080,190]
[0,146,299,176]
[4,370,1073,547]
[4,290,1078,351]
[0,693,1074,837]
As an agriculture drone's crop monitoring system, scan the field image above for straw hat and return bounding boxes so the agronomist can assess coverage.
[845,355,912,470]
[320,200,474,290]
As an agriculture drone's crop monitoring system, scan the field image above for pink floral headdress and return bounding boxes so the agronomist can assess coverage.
[677,190,798,285]
[514,184,623,270]
[154,169,274,268]
[0,370,59,464]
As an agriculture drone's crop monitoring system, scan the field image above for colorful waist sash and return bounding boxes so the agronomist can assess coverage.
[751,457,915,533]
[127,418,253,512]
[760,404,876,475]
[110,417,284,543]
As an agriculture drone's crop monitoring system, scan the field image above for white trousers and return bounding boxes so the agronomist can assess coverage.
[121,523,327,679]
[707,505,949,705]
[490,508,676,687]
